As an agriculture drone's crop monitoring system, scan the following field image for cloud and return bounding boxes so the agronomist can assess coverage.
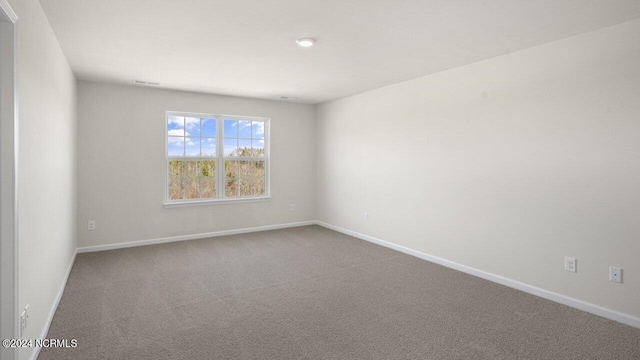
[168,116,183,126]
[168,129,186,136]
[168,136,183,144]
[185,117,200,130]
[252,122,265,135]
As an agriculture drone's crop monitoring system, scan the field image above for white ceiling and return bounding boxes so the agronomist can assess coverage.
[40,0,640,104]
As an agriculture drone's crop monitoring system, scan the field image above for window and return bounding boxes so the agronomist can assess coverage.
[166,112,269,205]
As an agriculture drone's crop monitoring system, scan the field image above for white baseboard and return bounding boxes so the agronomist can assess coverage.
[29,248,78,360]
[77,221,317,253]
[315,221,640,329]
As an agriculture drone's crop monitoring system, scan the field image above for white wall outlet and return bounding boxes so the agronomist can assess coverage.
[88,220,96,230]
[364,212,368,221]
[564,257,577,273]
[20,304,29,336]
[609,266,622,284]
[289,204,295,211]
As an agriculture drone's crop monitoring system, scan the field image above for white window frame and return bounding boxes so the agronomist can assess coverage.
[164,111,270,207]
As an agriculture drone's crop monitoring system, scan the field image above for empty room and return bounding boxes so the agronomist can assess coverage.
[1,0,640,359]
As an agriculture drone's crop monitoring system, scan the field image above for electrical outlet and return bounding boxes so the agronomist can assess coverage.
[88,220,96,230]
[609,266,622,284]
[20,304,29,336]
[364,212,368,221]
[289,204,295,212]
[564,257,576,273]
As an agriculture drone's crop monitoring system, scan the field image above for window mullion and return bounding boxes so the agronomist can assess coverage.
[217,116,224,198]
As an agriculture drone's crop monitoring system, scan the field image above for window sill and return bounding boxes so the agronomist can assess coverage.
[163,196,272,208]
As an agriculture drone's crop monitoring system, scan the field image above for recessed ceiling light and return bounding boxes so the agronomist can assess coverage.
[280,96,299,101]
[296,38,316,47]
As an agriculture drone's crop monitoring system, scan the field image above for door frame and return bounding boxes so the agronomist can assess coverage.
[0,1,19,359]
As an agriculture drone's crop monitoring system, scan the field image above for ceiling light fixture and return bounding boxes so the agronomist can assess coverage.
[296,38,316,47]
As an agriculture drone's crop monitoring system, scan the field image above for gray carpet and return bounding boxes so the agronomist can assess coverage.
[40,225,640,359]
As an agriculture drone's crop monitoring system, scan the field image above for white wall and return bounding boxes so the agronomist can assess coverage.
[317,19,640,318]
[77,81,316,247]
[7,0,78,359]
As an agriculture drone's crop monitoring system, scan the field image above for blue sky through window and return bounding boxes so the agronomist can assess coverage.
[170,116,265,158]
[201,138,216,156]
[224,139,237,156]
[224,119,237,138]
[185,137,199,156]
[238,120,251,138]
[252,122,265,139]
[202,118,215,137]
[167,115,185,156]
[185,116,200,137]
[222,119,265,156]
[168,116,217,157]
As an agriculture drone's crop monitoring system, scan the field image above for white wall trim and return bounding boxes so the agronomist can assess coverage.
[77,221,316,253]
[29,249,77,360]
[0,4,18,360]
[315,221,640,329]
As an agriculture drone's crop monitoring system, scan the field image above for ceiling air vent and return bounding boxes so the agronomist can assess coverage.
[132,80,160,86]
